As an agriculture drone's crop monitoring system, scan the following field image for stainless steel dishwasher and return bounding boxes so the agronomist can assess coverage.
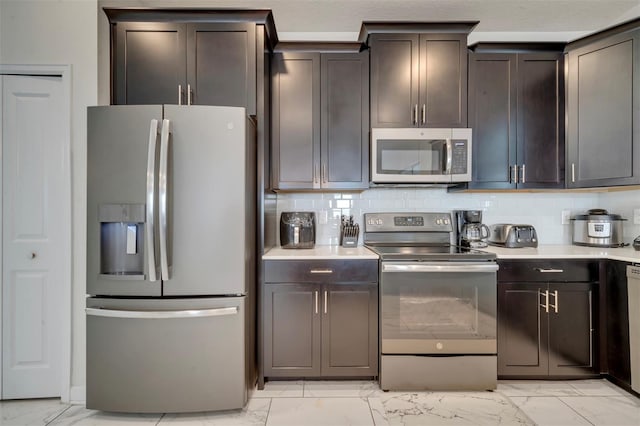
[628,265,640,393]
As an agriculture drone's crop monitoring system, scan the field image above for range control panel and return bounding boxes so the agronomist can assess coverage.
[364,212,452,233]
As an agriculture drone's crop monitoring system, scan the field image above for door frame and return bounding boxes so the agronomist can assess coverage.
[0,64,72,402]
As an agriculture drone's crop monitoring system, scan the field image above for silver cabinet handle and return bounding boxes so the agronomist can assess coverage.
[86,306,238,319]
[539,290,549,313]
[314,165,319,184]
[549,290,559,313]
[158,119,170,280]
[571,163,576,183]
[421,104,426,124]
[521,164,526,183]
[315,291,318,314]
[413,104,418,125]
[178,84,183,105]
[310,269,333,274]
[322,164,327,183]
[534,268,564,273]
[187,83,192,105]
[324,290,328,314]
[513,165,519,184]
[146,119,159,282]
[382,262,499,273]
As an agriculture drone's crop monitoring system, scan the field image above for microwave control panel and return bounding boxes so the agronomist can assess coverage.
[450,140,468,174]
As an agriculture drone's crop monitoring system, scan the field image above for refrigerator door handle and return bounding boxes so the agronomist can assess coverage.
[159,119,170,280]
[146,119,159,282]
[86,306,238,319]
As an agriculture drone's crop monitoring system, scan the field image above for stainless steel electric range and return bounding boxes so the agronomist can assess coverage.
[363,212,499,391]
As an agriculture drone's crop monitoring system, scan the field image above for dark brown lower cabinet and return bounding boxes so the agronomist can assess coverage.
[497,260,599,378]
[263,260,378,379]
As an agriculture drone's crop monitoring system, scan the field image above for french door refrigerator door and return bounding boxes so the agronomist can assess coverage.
[160,105,255,296]
[87,105,163,296]
[86,296,246,413]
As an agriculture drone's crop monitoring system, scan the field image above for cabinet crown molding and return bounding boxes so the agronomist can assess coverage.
[358,21,479,44]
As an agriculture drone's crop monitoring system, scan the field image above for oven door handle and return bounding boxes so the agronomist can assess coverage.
[382,262,499,273]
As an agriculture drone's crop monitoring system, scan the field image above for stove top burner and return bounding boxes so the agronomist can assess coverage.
[365,244,497,261]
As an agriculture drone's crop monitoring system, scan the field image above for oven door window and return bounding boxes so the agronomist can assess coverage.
[376,139,446,175]
[380,267,497,354]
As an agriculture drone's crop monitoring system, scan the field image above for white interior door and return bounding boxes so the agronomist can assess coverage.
[1,75,67,399]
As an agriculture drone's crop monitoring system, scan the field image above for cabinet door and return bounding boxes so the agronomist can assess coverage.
[321,284,378,377]
[498,282,549,377]
[567,29,640,188]
[517,53,565,189]
[467,53,517,189]
[548,282,598,376]
[271,53,320,189]
[419,34,468,127]
[370,34,420,128]
[605,260,631,386]
[186,23,256,114]
[263,284,321,377]
[321,52,370,189]
[114,22,187,105]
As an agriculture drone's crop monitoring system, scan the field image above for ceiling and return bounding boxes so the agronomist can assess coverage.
[98,0,640,42]
[102,0,640,42]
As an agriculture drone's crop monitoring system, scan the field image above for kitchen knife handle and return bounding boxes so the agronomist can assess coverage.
[159,119,170,280]
[145,119,159,282]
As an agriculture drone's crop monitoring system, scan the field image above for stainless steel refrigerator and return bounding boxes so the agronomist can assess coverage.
[86,105,256,413]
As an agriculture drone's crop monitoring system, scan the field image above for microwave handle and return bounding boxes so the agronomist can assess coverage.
[445,138,452,175]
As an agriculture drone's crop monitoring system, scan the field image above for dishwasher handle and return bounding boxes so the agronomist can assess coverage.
[382,262,499,273]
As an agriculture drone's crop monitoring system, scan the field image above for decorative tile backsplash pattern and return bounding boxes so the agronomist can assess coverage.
[276,188,640,246]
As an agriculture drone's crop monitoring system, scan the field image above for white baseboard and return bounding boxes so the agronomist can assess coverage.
[69,386,86,405]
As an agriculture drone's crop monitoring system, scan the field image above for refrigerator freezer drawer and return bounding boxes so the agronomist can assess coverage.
[86,297,246,413]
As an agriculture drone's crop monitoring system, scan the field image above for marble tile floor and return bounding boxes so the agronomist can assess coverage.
[3,379,639,426]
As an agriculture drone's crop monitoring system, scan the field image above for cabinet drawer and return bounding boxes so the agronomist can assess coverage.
[497,259,598,282]
[264,260,378,283]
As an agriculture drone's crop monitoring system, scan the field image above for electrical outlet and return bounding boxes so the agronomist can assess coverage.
[561,210,571,225]
[634,208,640,225]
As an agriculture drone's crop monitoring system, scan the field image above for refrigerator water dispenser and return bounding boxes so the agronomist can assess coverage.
[99,203,146,279]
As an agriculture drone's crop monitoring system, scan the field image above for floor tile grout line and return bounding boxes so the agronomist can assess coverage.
[555,395,599,426]
[263,397,272,426]
[155,412,166,425]
[44,403,74,425]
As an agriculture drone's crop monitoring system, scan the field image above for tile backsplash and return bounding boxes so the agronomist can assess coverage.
[276,188,640,246]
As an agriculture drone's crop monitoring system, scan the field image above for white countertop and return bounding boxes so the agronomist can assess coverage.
[263,245,379,260]
[480,244,640,263]
[264,244,640,263]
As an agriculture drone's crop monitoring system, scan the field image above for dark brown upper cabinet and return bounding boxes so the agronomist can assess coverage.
[565,20,640,188]
[363,23,476,128]
[112,21,256,114]
[271,46,369,190]
[466,44,565,190]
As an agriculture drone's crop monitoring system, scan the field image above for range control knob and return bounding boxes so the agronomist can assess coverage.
[436,342,444,350]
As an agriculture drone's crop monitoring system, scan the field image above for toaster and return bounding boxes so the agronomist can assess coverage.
[488,224,538,248]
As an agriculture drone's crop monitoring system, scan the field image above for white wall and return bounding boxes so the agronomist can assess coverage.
[276,189,613,246]
[602,189,640,240]
[0,0,98,401]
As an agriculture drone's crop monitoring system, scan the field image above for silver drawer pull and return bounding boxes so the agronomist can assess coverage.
[535,268,564,273]
[310,269,333,274]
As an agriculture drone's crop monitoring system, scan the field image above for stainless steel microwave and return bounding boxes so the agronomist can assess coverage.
[371,128,472,184]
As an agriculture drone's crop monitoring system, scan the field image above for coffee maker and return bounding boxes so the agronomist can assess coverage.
[455,210,490,248]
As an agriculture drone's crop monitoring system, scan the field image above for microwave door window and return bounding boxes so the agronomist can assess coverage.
[378,140,443,175]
